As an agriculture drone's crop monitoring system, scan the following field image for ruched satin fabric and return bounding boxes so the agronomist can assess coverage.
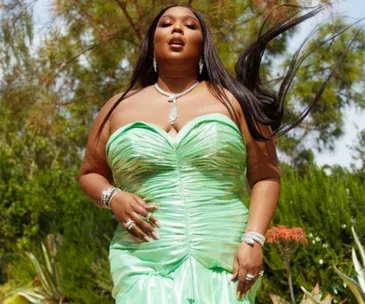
[105,113,261,303]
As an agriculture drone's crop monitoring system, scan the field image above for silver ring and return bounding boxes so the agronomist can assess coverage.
[146,212,152,221]
[245,273,255,281]
[259,270,264,277]
[125,220,135,230]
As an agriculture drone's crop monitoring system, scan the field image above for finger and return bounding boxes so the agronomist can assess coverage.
[121,218,144,241]
[134,197,162,227]
[133,202,161,228]
[127,212,152,241]
[241,269,256,295]
[240,266,262,297]
[229,256,239,283]
[125,217,151,242]
[134,204,160,226]
[131,211,160,240]
[237,266,248,298]
[134,196,159,210]
[133,204,158,224]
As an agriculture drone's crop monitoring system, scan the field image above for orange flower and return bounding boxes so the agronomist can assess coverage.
[266,225,308,245]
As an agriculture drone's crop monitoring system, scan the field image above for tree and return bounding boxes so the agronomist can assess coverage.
[351,128,365,175]
[1,0,365,301]
[277,18,365,159]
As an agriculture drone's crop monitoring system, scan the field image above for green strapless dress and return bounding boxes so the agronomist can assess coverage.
[105,113,261,304]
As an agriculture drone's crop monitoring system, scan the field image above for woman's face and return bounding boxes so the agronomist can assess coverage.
[154,6,203,66]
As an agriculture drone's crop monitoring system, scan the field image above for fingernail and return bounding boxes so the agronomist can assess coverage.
[155,221,162,228]
[227,274,232,283]
[152,231,160,240]
[144,235,151,242]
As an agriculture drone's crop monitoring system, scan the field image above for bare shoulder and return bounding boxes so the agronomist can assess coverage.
[99,90,140,126]
[93,89,141,140]
[222,88,245,125]
[222,88,270,144]
[79,89,139,179]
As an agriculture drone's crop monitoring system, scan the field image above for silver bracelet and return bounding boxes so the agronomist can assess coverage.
[241,231,266,247]
[101,187,120,209]
[108,189,121,208]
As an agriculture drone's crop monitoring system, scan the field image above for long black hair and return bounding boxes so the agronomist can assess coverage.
[96,3,361,142]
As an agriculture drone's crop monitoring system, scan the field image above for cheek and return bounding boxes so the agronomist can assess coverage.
[154,29,167,46]
[189,33,203,52]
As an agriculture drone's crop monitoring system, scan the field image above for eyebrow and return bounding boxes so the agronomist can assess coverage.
[160,15,199,22]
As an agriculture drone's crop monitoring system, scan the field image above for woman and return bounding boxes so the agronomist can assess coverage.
[79,4,346,303]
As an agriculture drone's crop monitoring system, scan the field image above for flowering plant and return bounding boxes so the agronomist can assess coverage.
[266,225,308,304]
[266,225,308,245]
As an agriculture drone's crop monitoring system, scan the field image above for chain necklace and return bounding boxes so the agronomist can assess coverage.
[154,81,200,125]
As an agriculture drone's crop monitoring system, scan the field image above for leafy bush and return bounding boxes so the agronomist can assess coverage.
[334,226,365,303]
[258,164,365,303]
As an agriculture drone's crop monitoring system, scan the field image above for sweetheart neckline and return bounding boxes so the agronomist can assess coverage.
[105,112,243,152]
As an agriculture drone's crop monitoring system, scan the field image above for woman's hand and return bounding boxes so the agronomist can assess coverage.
[110,191,161,242]
[230,242,263,299]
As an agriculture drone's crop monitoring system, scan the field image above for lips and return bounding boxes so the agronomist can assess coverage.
[168,36,185,47]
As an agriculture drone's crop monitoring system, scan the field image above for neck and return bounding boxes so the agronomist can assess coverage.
[156,69,199,94]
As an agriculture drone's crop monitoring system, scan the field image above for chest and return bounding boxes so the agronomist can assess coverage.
[109,93,233,138]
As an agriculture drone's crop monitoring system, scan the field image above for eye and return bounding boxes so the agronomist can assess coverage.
[185,24,197,29]
[160,22,172,27]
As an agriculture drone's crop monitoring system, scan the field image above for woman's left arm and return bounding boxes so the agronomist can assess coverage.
[230,112,281,299]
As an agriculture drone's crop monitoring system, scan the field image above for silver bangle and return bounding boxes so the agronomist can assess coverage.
[101,187,120,209]
[108,189,121,208]
[241,231,266,247]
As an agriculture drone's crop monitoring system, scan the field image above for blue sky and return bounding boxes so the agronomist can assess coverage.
[31,0,365,169]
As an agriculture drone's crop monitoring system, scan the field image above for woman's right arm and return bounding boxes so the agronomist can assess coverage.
[79,93,122,207]
[78,93,161,242]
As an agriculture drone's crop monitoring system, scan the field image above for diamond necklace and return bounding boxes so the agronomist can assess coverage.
[154,81,200,125]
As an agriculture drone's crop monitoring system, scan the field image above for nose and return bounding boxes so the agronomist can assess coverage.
[171,22,183,34]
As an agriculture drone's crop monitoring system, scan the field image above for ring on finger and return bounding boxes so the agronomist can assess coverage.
[125,220,135,230]
[140,212,152,221]
[245,273,255,281]
[145,212,153,221]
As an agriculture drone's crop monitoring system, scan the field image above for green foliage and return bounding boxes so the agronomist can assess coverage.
[334,227,365,304]
[269,282,335,303]
[351,129,365,175]
[258,164,365,303]
[300,284,333,304]
[5,235,65,303]
[1,205,115,303]
[334,266,365,304]
[55,205,114,303]
[0,255,35,303]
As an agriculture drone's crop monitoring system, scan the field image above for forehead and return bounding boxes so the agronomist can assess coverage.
[160,6,197,20]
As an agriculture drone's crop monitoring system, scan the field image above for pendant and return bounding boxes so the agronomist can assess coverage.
[169,98,177,125]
